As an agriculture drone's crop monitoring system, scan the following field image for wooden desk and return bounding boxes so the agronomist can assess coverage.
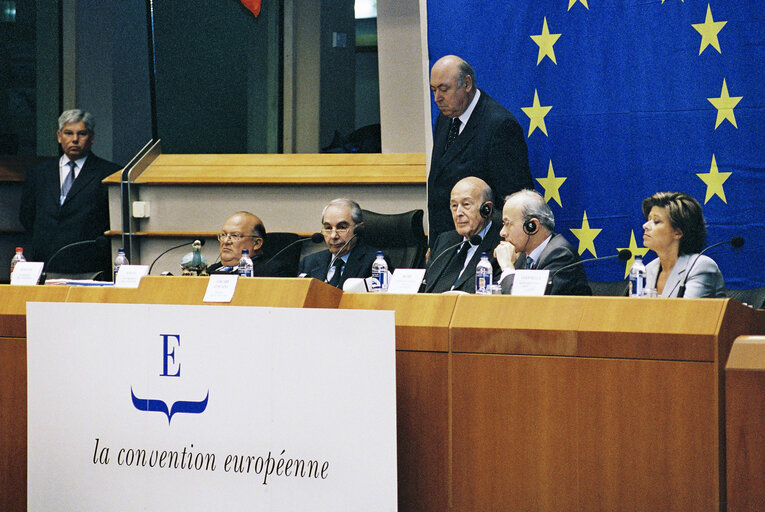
[4,285,764,512]
[726,335,765,511]
[64,276,341,308]
[0,286,70,512]
[449,295,763,511]
[339,293,458,512]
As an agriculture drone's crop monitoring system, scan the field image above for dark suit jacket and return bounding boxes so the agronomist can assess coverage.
[500,233,592,296]
[422,222,503,293]
[19,153,121,273]
[297,242,389,289]
[428,90,532,243]
[207,253,292,277]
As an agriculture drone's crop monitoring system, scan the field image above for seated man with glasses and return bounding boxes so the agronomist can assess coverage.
[208,211,291,276]
[298,198,391,289]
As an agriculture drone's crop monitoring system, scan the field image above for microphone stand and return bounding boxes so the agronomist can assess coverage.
[677,237,744,297]
[545,249,632,294]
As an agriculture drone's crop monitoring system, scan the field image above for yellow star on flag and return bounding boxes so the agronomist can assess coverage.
[697,154,732,204]
[661,0,684,3]
[570,211,601,258]
[617,231,650,279]
[568,0,588,10]
[707,78,742,129]
[530,17,561,65]
[521,89,552,137]
[692,4,727,55]
[536,160,567,207]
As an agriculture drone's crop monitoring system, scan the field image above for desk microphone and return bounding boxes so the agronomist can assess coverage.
[421,234,483,291]
[149,239,206,274]
[546,249,632,293]
[265,233,323,267]
[677,236,744,298]
[44,235,109,273]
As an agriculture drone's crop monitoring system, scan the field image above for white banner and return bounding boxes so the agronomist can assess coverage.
[27,303,397,511]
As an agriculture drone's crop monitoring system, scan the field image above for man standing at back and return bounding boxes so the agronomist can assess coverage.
[19,109,121,273]
[428,55,532,246]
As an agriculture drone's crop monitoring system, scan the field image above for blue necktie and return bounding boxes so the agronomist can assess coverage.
[327,259,344,288]
[61,161,76,205]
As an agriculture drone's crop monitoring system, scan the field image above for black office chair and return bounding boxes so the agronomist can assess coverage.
[724,287,765,309]
[262,232,301,276]
[44,238,111,281]
[360,209,428,269]
[589,280,629,297]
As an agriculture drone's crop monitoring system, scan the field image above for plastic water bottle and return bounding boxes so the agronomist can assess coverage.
[238,249,253,277]
[371,251,388,292]
[628,255,646,297]
[10,247,26,274]
[475,252,493,294]
[113,248,129,281]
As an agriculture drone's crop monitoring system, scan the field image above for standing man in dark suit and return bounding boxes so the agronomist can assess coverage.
[19,109,121,273]
[298,198,390,289]
[495,190,591,295]
[421,177,502,293]
[207,211,292,276]
[428,55,533,246]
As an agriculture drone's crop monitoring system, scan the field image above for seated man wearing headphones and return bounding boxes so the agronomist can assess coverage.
[421,176,502,293]
[494,189,592,295]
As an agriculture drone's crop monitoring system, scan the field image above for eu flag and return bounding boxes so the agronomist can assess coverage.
[428,1,764,288]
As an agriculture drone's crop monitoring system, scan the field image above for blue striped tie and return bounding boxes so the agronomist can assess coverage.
[61,161,76,204]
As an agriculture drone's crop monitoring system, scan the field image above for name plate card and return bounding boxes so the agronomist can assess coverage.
[388,269,426,294]
[114,265,149,288]
[10,261,44,286]
[203,274,239,302]
[510,269,550,296]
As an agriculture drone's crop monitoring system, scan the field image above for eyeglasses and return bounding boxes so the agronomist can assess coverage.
[321,225,354,236]
[217,233,257,242]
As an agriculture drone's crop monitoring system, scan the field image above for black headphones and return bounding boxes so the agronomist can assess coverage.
[523,218,538,235]
[480,202,493,219]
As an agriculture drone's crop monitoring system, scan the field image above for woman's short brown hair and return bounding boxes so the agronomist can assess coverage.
[642,191,706,255]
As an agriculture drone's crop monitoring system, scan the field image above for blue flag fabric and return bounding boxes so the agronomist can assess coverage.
[427,1,764,288]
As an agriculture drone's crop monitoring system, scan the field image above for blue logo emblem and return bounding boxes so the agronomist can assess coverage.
[131,388,209,424]
[130,333,209,424]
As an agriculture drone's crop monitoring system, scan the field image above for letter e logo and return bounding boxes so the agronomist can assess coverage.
[160,333,181,377]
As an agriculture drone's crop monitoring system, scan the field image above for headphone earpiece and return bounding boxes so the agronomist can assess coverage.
[523,218,537,235]
[479,202,493,219]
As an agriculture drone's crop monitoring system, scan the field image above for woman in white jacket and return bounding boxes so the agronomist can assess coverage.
[641,191,725,298]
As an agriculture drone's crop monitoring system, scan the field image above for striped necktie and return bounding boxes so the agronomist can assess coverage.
[61,161,76,204]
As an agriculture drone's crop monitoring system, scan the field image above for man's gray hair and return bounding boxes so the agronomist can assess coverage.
[505,189,555,231]
[58,109,95,133]
[322,198,363,225]
[456,60,476,89]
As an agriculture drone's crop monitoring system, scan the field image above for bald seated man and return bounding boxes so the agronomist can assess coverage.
[494,190,591,295]
[207,211,291,276]
[421,177,502,293]
[427,55,532,246]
